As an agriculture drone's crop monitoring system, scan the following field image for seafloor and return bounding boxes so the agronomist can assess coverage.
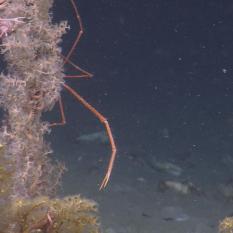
[48,97,233,233]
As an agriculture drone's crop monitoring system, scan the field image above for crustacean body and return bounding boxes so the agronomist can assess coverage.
[0,0,116,190]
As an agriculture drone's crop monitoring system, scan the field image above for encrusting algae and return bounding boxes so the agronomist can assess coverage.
[0,0,101,232]
[219,217,233,233]
[0,195,99,233]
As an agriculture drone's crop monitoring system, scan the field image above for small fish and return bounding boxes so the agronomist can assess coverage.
[76,131,108,144]
[163,215,189,222]
[159,180,201,195]
[161,206,190,222]
[161,180,190,194]
[153,160,182,176]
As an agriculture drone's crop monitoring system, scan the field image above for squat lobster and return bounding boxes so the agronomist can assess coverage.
[51,0,117,190]
[0,0,117,190]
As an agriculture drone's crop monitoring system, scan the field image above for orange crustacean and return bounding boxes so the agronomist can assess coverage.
[57,0,117,190]
[28,0,117,190]
[49,0,117,190]
[0,0,116,190]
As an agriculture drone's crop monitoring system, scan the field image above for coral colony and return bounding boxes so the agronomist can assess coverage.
[0,0,105,232]
[0,0,67,200]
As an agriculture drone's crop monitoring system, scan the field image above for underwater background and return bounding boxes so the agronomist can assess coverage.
[1,0,232,232]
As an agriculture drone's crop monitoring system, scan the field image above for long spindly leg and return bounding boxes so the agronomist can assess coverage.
[63,0,84,65]
[49,98,66,127]
[51,57,92,127]
[62,55,93,79]
[63,0,93,79]
[63,1,116,189]
[62,83,117,190]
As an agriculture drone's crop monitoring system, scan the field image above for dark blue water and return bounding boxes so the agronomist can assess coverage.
[48,1,233,232]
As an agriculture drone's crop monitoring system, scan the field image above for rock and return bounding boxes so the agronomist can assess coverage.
[161,206,190,222]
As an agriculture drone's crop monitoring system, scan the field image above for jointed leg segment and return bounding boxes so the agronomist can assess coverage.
[53,0,117,189]
[50,98,66,127]
[62,83,117,190]
[63,0,83,65]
